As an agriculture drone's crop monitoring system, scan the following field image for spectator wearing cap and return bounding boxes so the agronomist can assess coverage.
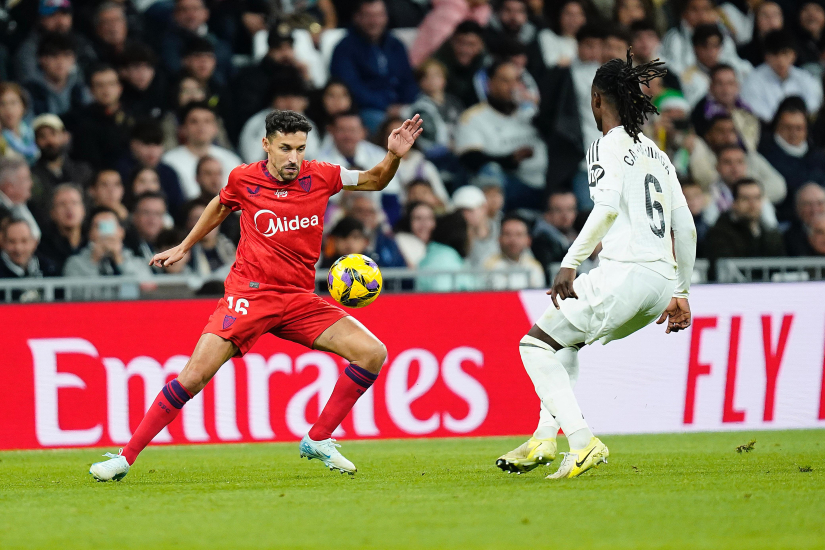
[485,214,545,290]
[231,23,311,138]
[162,101,241,199]
[159,0,233,85]
[455,61,548,211]
[0,219,59,302]
[24,32,92,116]
[320,217,370,269]
[452,185,499,268]
[30,114,93,224]
[116,120,184,214]
[784,182,825,256]
[330,0,418,132]
[64,65,134,169]
[0,83,38,164]
[409,0,491,68]
[15,0,97,81]
[759,97,825,221]
[36,183,86,272]
[434,21,488,110]
[117,43,167,120]
[736,1,783,67]
[741,30,823,123]
[0,157,40,241]
[691,64,761,151]
[238,82,320,164]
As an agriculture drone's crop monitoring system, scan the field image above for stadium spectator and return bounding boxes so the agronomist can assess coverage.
[0,218,58,301]
[719,0,757,46]
[180,37,233,123]
[160,74,232,151]
[88,169,128,221]
[154,228,191,275]
[306,79,355,145]
[343,193,406,267]
[409,0,491,67]
[808,213,825,255]
[703,144,778,227]
[125,191,168,267]
[320,217,369,269]
[681,24,726,107]
[417,210,474,291]
[455,60,548,210]
[660,0,749,78]
[393,201,436,267]
[485,214,544,289]
[691,64,761,151]
[531,190,578,281]
[117,120,185,215]
[452,185,499,268]
[705,178,785,265]
[15,0,96,80]
[434,20,488,109]
[613,0,657,30]
[161,102,241,199]
[36,183,85,272]
[482,183,504,223]
[741,30,823,123]
[406,59,463,157]
[485,0,544,75]
[65,65,133,169]
[474,37,540,117]
[538,0,587,68]
[182,197,236,277]
[238,82,320,164]
[91,2,131,65]
[690,113,786,203]
[797,1,825,67]
[736,1,783,67]
[603,26,632,63]
[24,32,91,116]
[0,83,37,165]
[760,98,825,221]
[404,178,447,213]
[0,157,40,240]
[194,155,240,244]
[63,206,152,279]
[785,182,825,256]
[117,43,167,120]
[159,0,233,85]
[330,0,418,132]
[125,167,162,209]
[644,91,692,178]
[682,179,712,249]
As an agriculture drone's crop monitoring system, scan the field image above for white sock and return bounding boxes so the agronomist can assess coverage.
[520,335,590,442]
[567,428,593,450]
[532,347,580,439]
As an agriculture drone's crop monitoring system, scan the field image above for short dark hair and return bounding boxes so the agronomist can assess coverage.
[51,183,83,209]
[133,190,167,210]
[92,169,122,187]
[330,216,366,239]
[691,23,723,47]
[196,155,220,177]
[431,211,469,258]
[705,112,733,135]
[489,36,527,58]
[501,213,530,232]
[265,110,313,138]
[88,64,118,86]
[38,32,75,57]
[117,42,157,68]
[88,205,122,228]
[354,0,385,15]
[605,27,632,45]
[576,22,607,43]
[180,100,215,124]
[453,20,484,38]
[181,197,212,221]
[156,228,186,251]
[329,110,362,127]
[2,217,34,238]
[716,143,746,157]
[763,30,796,55]
[731,177,762,200]
[130,120,164,145]
[495,0,528,11]
[629,19,659,38]
[183,36,215,57]
[486,58,514,80]
[709,63,735,80]
[393,201,434,233]
[680,0,716,17]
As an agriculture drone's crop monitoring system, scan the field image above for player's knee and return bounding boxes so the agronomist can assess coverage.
[177,367,211,395]
[361,341,387,373]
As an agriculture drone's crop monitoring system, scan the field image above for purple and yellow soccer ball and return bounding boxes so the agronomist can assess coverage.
[327,254,383,308]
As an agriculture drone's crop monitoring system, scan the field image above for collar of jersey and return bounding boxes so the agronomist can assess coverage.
[605,127,626,137]
[259,160,291,187]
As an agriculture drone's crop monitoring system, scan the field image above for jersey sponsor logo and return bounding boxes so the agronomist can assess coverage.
[247,185,261,196]
[253,209,320,237]
[299,175,312,192]
[588,163,605,187]
[274,189,288,198]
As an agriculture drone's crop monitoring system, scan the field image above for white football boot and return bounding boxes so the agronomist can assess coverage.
[89,450,130,482]
[299,435,357,475]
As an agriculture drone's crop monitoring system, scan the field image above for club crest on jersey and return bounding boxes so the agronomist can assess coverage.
[588,163,605,187]
[222,315,236,329]
[299,175,312,192]
[253,209,319,237]
[274,189,288,198]
[247,185,261,196]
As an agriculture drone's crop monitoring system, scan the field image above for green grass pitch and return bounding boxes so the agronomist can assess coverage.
[1,430,823,549]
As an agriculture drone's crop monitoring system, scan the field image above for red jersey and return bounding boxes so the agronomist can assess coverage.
[219,159,344,292]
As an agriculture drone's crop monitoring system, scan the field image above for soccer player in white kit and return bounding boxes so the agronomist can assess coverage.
[497,52,697,479]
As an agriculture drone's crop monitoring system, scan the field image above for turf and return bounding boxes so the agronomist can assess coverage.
[0,430,823,550]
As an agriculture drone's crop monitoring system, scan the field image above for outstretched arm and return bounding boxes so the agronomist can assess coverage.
[150,196,232,268]
[343,115,423,192]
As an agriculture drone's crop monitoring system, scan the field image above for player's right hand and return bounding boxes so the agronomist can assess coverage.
[656,297,692,334]
[150,245,187,268]
[549,267,578,310]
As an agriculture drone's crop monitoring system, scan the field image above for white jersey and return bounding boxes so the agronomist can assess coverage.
[585,127,688,279]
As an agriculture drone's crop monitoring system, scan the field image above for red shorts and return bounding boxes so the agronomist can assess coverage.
[202,282,348,356]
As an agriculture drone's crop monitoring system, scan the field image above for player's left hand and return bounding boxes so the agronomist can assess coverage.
[387,114,423,158]
[656,297,692,334]
[549,267,578,310]
[150,244,187,268]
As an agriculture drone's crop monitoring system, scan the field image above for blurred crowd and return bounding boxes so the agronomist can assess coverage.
[1,0,825,301]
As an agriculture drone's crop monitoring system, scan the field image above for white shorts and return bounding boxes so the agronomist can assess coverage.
[536,259,676,346]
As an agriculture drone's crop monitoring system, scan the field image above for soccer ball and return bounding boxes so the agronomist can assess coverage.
[328,254,383,308]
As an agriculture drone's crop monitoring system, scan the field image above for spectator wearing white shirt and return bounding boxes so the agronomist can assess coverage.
[485,214,544,290]
[162,101,242,200]
[741,30,823,122]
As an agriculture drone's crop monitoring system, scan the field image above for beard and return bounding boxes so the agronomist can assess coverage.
[39,144,66,161]
[277,163,300,181]
[488,95,517,116]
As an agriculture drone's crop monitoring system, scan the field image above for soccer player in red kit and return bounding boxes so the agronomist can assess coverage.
[90,110,423,481]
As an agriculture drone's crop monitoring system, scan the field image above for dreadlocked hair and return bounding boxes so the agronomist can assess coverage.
[593,49,667,143]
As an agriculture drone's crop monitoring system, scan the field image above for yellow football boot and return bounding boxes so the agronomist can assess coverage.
[496,437,557,474]
[547,437,609,479]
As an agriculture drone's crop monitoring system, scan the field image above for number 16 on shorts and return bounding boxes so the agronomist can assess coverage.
[227,296,249,315]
